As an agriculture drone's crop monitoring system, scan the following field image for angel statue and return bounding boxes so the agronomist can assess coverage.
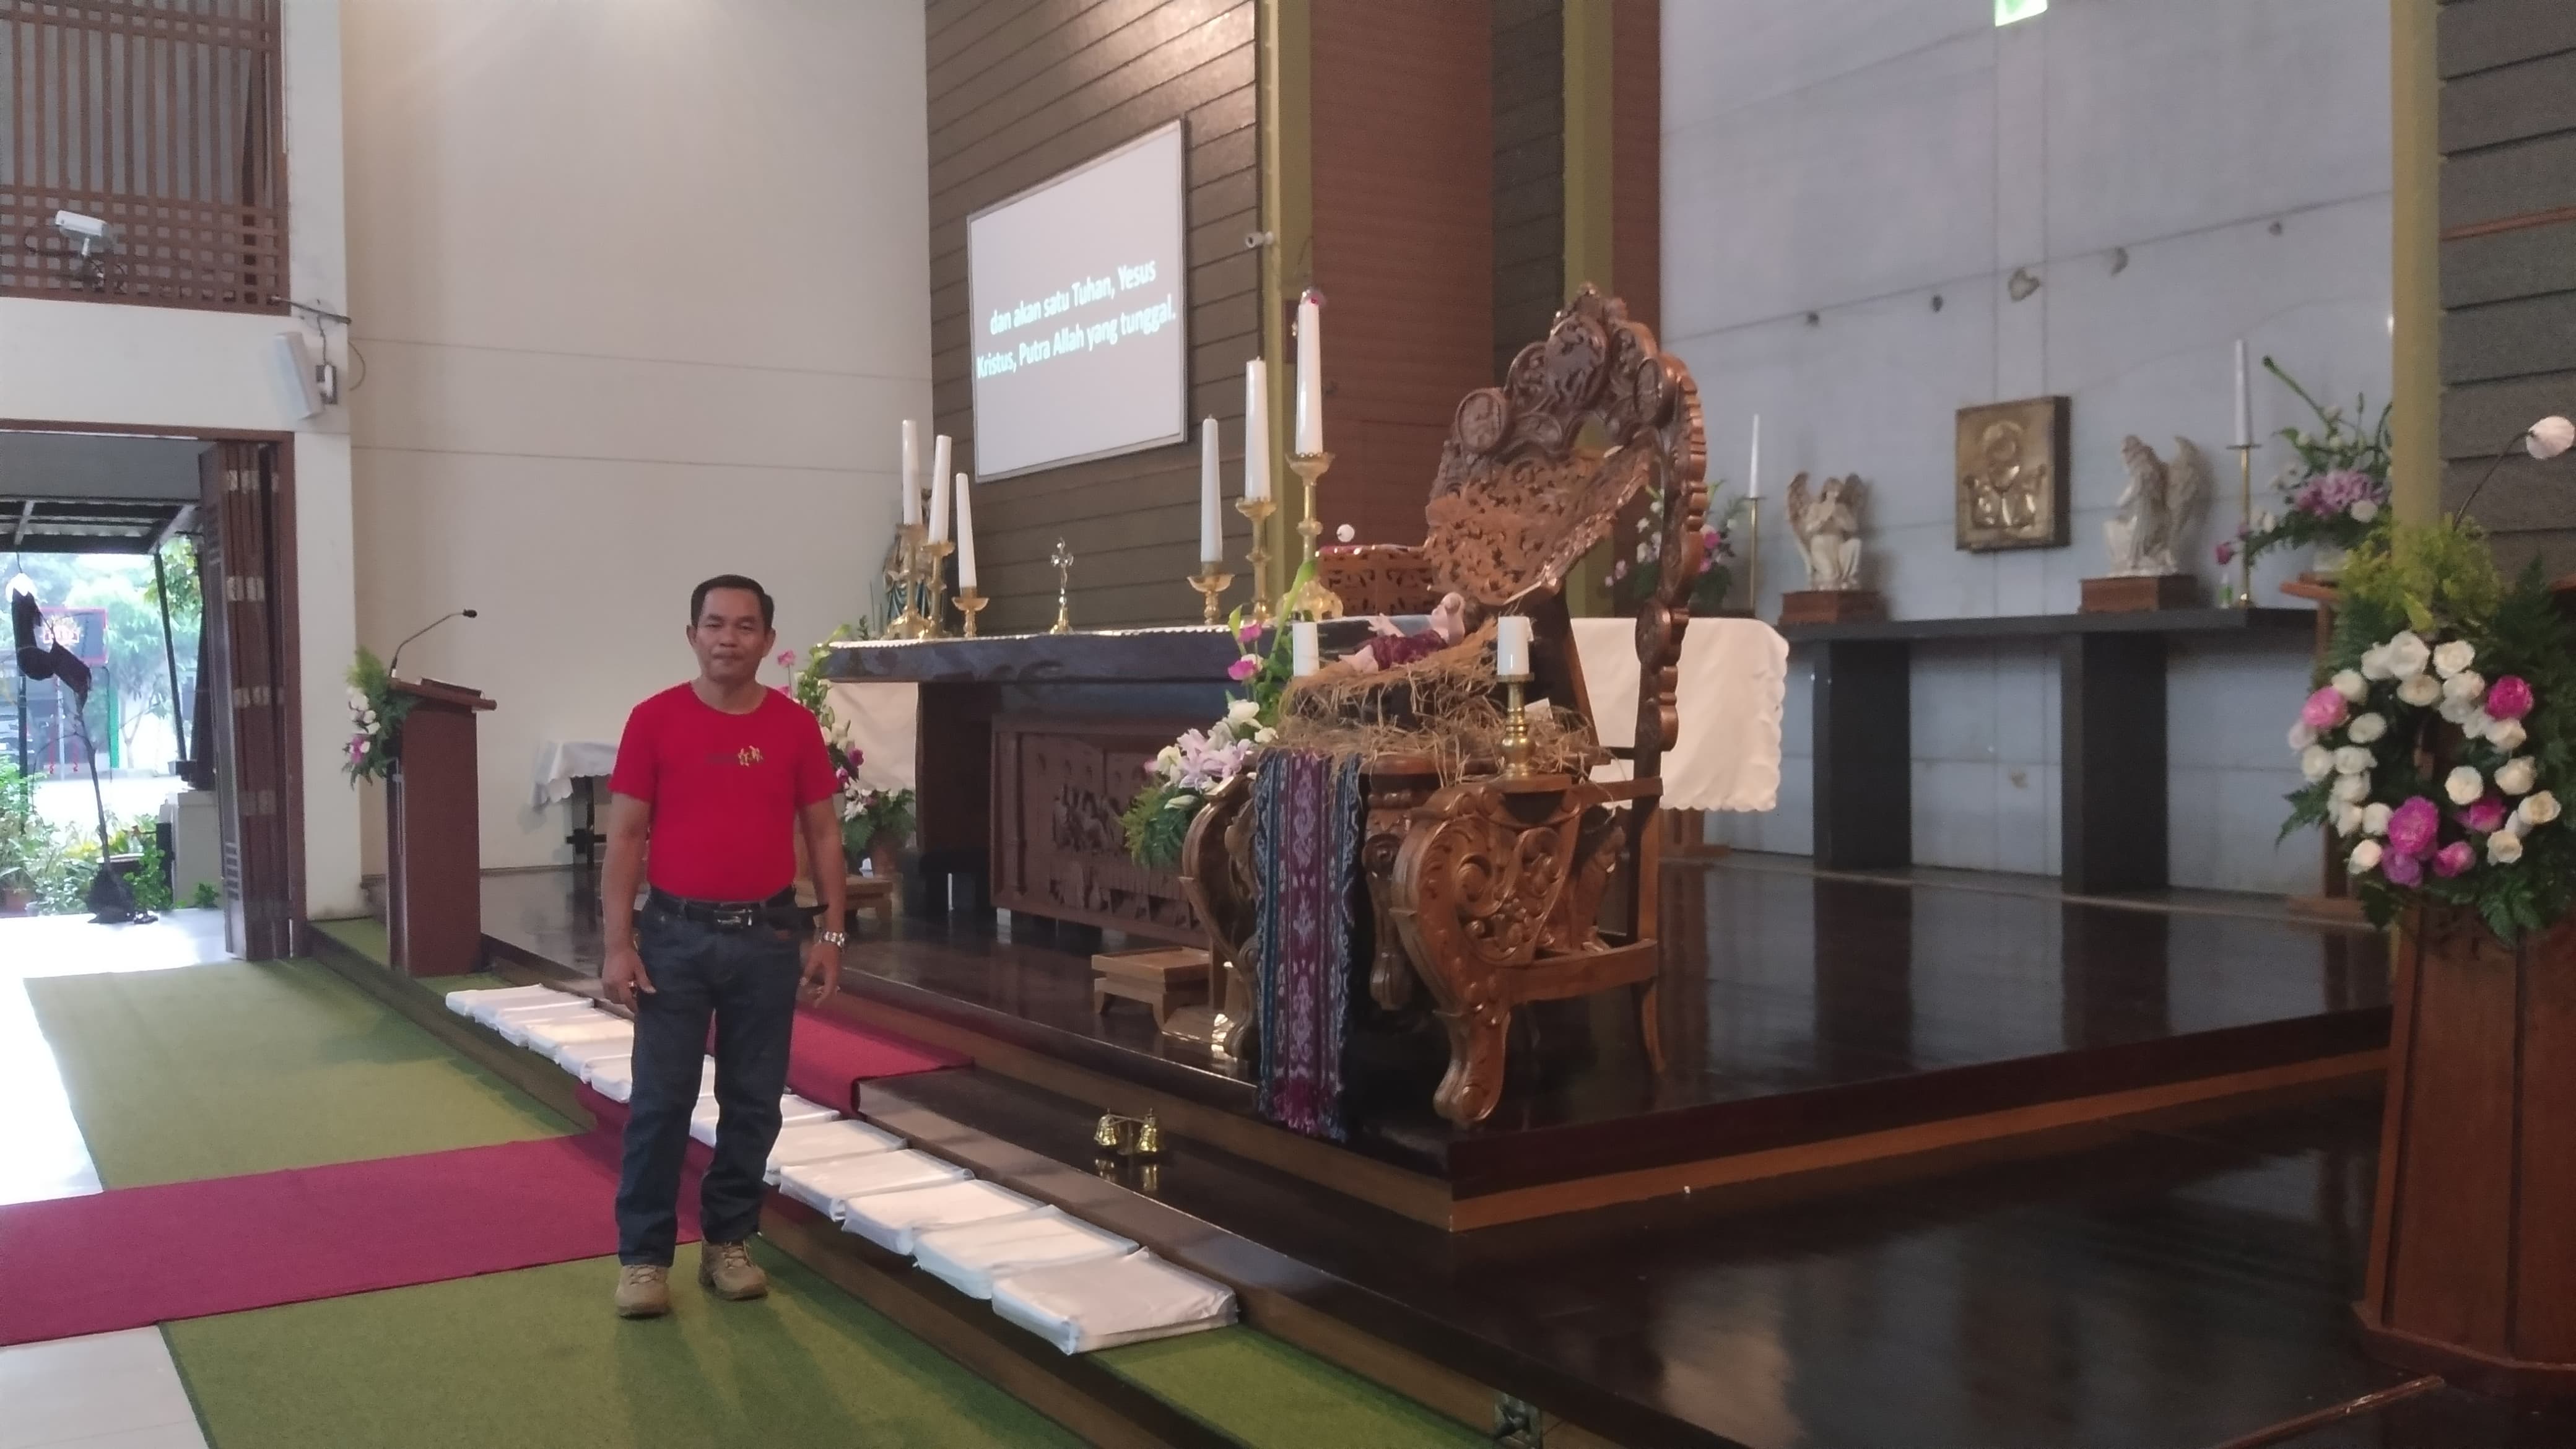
[2103,436,2209,577]
[1785,472,1866,591]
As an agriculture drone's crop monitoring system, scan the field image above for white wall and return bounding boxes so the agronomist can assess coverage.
[339,1,932,872]
[0,0,362,919]
[1666,0,2392,892]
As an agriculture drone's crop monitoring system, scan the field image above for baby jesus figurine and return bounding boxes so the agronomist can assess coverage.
[1332,591,1469,677]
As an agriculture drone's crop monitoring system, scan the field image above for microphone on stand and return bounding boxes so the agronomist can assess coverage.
[389,609,477,678]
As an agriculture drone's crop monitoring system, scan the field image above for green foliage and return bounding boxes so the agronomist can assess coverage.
[130,830,174,913]
[190,880,220,910]
[842,786,916,858]
[2338,517,2505,638]
[342,647,412,785]
[1120,781,1201,871]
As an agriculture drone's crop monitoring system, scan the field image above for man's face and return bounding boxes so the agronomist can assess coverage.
[688,588,773,687]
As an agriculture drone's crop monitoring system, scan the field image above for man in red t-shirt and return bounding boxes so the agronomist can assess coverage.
[599,573,846,1318]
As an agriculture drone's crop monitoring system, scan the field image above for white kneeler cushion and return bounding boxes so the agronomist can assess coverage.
[764,1118,904,1184]
[689,1093,837,1147]
[833,1179,1041,1253]
[991,1251,1240,1354]
[911,1209,1136,1300]
[777,1151,970,1219]
[521,1013,633,1061]
[484,999,605,1046]
[446,983,575,1020]
[549,1035,636,1075]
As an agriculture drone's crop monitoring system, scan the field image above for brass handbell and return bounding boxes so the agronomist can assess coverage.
[1131,1111,1163,1157]
[1093,1113,1127,1151]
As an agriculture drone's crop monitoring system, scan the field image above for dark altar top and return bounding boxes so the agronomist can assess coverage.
[816,619,1406,685]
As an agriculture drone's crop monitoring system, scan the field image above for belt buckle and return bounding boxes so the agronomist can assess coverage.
[712,905,756,930]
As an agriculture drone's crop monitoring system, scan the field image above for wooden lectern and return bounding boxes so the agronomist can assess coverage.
[386,678,494,976]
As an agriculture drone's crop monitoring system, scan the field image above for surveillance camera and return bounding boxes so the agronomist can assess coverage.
[52,210,109,242]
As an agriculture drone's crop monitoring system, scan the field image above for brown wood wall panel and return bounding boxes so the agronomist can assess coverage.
[926,0,1261,633]
[1309,0,1497,549]
[2439,0,2576,571]
[1492,0,1563,383]
[1609,0,1660,335]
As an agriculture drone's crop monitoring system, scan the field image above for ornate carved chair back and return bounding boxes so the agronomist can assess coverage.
[1422,286,1707,788]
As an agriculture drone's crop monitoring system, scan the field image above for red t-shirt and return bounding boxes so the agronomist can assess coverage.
[607,684,835,901]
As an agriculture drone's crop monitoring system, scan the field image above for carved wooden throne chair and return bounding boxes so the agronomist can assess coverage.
[1180,287,1708,1127]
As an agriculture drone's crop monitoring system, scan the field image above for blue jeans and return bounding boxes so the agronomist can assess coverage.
[614,905,799,1265]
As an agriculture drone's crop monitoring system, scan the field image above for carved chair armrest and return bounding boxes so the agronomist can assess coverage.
[1317,544,1442,617]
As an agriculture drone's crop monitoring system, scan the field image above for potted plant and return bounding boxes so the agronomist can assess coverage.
[2284,412,2576,1396]
[2222,358,2393,578]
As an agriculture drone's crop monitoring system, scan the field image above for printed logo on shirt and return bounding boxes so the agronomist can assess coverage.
[738,746,764,767]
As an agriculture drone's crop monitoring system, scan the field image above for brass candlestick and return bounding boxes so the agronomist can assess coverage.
[1049,536,1074,635]
[954,586,988,637]
[1236,495,1277,626]
[919,539,955,637]
[2230,443,2256,608]
[1286,451,1344,620]
[888,521,928,638]
[1189,561,1234,625]
[1499,677,1536,778]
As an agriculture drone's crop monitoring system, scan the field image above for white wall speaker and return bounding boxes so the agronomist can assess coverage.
[269,331,324,420]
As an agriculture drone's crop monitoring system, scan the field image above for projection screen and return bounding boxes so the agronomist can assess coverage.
[967,123,1190,479]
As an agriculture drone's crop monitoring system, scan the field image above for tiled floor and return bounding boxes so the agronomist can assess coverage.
[0,1328,209,1449]
[0,910,230,1208]
[1,912,229,1447]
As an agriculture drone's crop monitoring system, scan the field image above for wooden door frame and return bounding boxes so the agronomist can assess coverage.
[0,417,307,948]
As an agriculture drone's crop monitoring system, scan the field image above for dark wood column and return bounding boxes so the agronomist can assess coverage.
[1810,639,1911,870]
[2060,631,2169,894]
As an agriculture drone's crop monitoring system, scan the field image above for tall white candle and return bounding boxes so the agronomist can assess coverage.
[1199,417,1222,562]
[2233,339,2252,448]
[1495,615,1532,680]
[954,472,978,588]
[1291,620,1319,677]
[1293,291,1324,455]
[900,420,920,527]
[1747,414,1761,499]
[929,433,952,541]
[1243,359,1271,502]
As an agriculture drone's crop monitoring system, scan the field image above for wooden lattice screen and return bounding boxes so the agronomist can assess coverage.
[0,0,284,311]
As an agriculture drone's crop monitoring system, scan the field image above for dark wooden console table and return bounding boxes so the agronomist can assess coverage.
[820,622,1392,933]
[1780,608,2315,893]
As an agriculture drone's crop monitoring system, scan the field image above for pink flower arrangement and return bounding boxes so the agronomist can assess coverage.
[346,734,368,765]
[2387,796,2442,858]
[2433,840,2475,878]
[2486,675,2535,721]
[2214,539,2237,567]
[1237,621,1262,646]
[1227,655,1260,682]
[2299,687,2349,731]
[2291,469,2386,518]
[2461,794,2509,834]
[2384,850,2424,887]
[776,648,796,668]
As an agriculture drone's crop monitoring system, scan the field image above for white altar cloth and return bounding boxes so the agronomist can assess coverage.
[1571,616,1787,812]
[533,739,620,807]
[822,682,920,791]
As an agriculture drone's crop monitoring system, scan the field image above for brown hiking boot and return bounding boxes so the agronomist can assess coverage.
[615,1263,670,1318]
[698,1240,769,1300]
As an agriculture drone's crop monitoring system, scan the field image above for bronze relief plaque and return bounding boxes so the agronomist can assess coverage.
[1956,396,2069,551]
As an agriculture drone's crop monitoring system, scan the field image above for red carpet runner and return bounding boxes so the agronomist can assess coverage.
[0,1126,681,1345]
[0,1006,965,1344]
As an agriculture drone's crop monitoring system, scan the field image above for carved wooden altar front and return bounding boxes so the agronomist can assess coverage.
[1183,287,1705,1126]
[991,716,1203,945]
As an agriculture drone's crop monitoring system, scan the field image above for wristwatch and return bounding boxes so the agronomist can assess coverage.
[817,929,847,949]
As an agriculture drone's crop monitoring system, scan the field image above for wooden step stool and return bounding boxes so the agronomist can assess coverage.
[1090,946,1211,1029]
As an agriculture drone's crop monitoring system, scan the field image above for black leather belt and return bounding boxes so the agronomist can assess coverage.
[645,887,808,932]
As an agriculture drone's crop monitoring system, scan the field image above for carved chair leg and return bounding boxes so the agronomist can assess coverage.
[1432,1001,1512,1126]
[1638,980,1666,1077]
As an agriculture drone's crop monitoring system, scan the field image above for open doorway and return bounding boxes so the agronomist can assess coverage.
[2,427,302,959]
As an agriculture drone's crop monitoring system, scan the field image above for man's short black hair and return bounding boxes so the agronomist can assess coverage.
[690,574,775,630]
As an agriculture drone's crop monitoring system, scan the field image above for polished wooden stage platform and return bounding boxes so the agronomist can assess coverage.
[473,863,2576,1446]
[485,856,2387,1231]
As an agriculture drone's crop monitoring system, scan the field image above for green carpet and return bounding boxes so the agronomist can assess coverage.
[311,915,393,966]
[1099,1328,1485,1448]
[165,1245,1082,1449]
[27,959,572,1186]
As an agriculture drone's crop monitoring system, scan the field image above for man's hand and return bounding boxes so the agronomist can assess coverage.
[603,943,655,1010]
[800,936,839,1006]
